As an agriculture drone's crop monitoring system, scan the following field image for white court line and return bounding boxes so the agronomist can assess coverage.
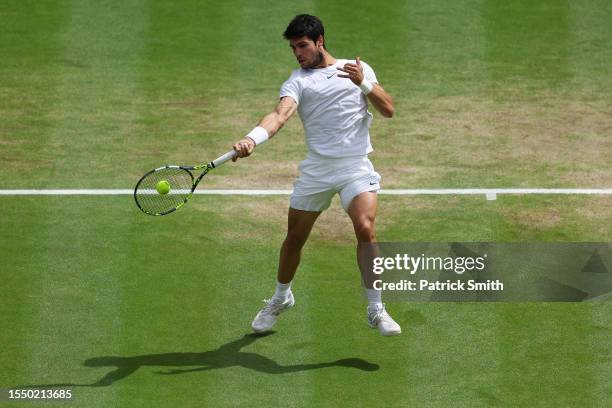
[0,188,611,201]
[379,188,612,201]
[0,189,291,195]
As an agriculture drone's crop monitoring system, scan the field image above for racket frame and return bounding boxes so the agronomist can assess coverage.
[133,150,236,216]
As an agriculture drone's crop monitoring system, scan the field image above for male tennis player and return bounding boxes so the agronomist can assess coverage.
[232,14,401,336]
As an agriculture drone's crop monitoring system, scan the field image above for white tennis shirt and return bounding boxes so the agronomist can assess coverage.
[279,59,378,158]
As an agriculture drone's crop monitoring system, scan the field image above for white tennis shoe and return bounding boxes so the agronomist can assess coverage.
[368,304,402,336]
[251,292,295,333]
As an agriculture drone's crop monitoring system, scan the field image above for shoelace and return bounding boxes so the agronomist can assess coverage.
[261,297,287,316]
[368,304,390,324]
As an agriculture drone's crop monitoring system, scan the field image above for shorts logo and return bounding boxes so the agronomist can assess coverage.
[369,177,378,186]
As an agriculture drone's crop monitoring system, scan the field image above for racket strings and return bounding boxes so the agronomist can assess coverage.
[135,167,194,215]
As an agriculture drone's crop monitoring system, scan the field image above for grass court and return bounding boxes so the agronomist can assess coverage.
[1,1,610,406]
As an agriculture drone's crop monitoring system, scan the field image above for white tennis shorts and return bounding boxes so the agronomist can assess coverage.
[290,152,381,212]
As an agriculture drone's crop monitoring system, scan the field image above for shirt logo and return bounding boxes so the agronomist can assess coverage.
[326,73,337,79]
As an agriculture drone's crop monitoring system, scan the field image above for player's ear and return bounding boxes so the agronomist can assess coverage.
[316,34,324,48]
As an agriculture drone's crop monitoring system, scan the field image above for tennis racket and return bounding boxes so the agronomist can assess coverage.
[134,150,236,216]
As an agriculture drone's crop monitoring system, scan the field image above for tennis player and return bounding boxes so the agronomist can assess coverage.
[232,14,401,336]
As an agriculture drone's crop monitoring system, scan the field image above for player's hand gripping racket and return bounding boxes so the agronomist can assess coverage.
[134,150,236,216]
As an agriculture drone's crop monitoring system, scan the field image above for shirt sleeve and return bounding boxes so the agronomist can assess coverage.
[361,61,378,84]
[279,74,301,105]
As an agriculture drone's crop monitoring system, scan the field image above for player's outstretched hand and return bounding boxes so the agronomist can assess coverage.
[232,138,255,162]
[337,56,364,86]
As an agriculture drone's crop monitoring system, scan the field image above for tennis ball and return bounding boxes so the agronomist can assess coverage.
[156,180,170,195]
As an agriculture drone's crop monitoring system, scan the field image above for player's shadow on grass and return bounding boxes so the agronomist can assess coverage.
[21,332,378,387]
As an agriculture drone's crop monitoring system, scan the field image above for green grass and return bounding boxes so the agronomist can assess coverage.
[1,196,611,407]
[1,0,611,406]
[0,0,610,188]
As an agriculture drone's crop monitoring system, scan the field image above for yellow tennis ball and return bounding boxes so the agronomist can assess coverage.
[156,180,170,195]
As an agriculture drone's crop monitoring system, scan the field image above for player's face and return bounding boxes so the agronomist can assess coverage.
[289,36,324,69]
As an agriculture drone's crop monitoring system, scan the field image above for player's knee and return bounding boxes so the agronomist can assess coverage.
[283,231,308,251]
[354,218,376,242]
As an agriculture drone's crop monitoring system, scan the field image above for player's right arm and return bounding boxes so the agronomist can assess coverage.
[232,96,298,161]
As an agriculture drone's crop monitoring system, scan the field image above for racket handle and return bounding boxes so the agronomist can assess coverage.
[211,150,237,168]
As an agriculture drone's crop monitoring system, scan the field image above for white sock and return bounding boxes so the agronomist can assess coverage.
[274,281,292,299]
[366,289,382,310]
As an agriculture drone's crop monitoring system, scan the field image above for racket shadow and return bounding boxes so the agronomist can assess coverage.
[18,332,379,387]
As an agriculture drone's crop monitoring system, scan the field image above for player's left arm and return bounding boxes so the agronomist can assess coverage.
[337,57,394,118]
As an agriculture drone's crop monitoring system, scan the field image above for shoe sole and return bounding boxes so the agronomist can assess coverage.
[369,322,402,336]
[380,328,402,336]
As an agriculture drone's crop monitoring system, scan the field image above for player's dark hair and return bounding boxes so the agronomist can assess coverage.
[283,14,326,49]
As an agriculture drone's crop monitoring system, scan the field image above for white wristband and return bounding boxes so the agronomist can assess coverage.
[246,126,269,146]
[359,78,374,95]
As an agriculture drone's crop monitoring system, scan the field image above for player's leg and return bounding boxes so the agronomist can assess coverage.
[338,159,382,299]
[346,191,382,308]
[346,190,378,270]
[342,183,402,336]
[252,192,331,333]
[278,207,322,284]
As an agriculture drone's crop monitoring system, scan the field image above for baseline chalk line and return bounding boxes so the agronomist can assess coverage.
[0,188,611,201]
